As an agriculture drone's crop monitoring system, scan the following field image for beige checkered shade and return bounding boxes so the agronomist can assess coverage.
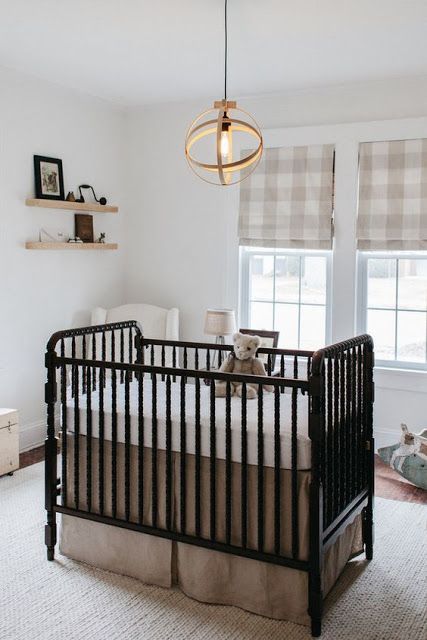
[358,139,427,250]
[238,144,335,249]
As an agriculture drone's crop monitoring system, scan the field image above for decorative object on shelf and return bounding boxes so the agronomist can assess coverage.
[185,0,262,186]
[97,232,106,244]
[378,424,427,491]
[39,228,67,243]
[74,214,94,243]
[68,237,83,244]
[215,332,273,399]
[66,191,76,202]
[239,328,280,369]
[76,184,107,206]
[33,155,65,200]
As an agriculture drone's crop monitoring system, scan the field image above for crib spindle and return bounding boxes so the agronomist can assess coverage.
[333,355,340,519]
[111,368,118,519]
[124,369,131,521]
[165,374,172,531]
[195,376,201,537]
[340,352,347,511]
[210,380,216,541]
[257,384,264,553]
[357,345,362,496]
[180,376,187,534]
[273,385,281,555]
[82,334,87,394]
[225,380,232,545]
[98,366,105,516]
[326,358,333,527]
[92,333,97,391]
[151,373,158,528]
[291,386,299,559]
[241,382,248,549]
[86,367,92,512]
[137,366,144,524]
[120,329,124,384]
[73,364,80,510]
[61,361,67,508]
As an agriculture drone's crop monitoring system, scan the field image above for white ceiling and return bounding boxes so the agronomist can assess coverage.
[0,0,426,107]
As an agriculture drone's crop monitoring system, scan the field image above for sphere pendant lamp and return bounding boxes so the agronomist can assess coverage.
[185,0,263,186]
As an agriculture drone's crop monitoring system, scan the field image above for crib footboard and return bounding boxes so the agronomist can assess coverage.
[44,322,374,637]
[308,335,375,636]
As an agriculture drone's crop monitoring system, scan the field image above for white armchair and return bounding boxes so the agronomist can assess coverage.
[91,303,179,366]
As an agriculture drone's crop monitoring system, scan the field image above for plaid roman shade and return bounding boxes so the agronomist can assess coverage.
[238,144,335,249]
[358,139,427,250]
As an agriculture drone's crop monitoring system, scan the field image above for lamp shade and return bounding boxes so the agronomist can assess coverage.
[204,309,236,336]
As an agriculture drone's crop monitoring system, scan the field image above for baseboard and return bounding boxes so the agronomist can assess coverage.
[19,420,46,453]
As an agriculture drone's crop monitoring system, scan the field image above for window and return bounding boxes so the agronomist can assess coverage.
[240,248,331,350]
[358,253,427,368]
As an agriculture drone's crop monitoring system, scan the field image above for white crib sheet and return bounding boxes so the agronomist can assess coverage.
[65,378,311,470]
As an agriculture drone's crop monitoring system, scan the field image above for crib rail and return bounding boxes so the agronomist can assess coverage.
[44,321,374,638]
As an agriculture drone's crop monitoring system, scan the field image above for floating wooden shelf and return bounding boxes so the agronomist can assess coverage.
[25,242,118,251]
[25,198,118,213]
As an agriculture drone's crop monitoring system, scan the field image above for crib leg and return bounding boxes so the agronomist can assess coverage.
[309,572,323,637]
[363,502,374,561]
[45,436,58,561]
[311,616,322,638]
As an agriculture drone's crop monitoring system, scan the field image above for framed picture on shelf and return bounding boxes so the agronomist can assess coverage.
[74,214,94,243]
[33,155,65,200]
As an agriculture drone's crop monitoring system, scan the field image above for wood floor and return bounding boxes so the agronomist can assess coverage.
[19,446,426,505]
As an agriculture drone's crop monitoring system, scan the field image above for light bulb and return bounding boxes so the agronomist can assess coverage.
[220,130,230,158]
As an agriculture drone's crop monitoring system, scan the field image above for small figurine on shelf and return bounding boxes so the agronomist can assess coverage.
[66,191,76,202]
[97,232,106,244]
[76,185,107,205]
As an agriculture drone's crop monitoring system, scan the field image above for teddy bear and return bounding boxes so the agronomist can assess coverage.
[215,332,273,399]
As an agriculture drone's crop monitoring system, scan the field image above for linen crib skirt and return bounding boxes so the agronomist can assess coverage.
[60,436,363,627]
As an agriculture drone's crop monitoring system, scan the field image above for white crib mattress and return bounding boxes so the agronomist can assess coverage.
[65,378,311,470]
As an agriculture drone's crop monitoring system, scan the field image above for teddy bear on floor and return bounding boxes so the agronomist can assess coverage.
[215,332,273,399]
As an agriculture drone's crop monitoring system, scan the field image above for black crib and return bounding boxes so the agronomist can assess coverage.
[44,321,374,637]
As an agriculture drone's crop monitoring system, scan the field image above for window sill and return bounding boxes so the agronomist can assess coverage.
[374,366,427,393]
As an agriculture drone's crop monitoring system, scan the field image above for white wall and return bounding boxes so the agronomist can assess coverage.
[0,67,127,450]
[124,77,427,448]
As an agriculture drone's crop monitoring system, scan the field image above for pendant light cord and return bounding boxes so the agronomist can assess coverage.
[224,0,228,101]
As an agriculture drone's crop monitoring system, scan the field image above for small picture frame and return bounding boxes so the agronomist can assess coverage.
[33,155,65,200]
[74,214,94,243]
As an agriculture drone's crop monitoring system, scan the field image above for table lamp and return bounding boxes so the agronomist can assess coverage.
[204,309,236,345]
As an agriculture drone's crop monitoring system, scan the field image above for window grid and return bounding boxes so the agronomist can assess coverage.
[242,248,331,351]
[360,253,427,370]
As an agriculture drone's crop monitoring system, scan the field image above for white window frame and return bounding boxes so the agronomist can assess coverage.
[239,247,332,349]
[357,251,427,371]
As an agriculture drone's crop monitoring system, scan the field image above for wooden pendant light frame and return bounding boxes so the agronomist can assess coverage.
[185,100,263,186]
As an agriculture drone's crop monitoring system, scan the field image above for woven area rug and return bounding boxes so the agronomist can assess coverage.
[1,462,426,640]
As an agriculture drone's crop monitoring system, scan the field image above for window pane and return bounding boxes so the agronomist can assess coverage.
[275,255,300,303]
[397,311,426,363]
[367,309,395,360]
[300,257,326,304]
[249,301,274,331]
[249,255,274,301]
[398,259,427,311]
[274,303,299,348]
[300,305,326,350]
[367,258,396,309]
